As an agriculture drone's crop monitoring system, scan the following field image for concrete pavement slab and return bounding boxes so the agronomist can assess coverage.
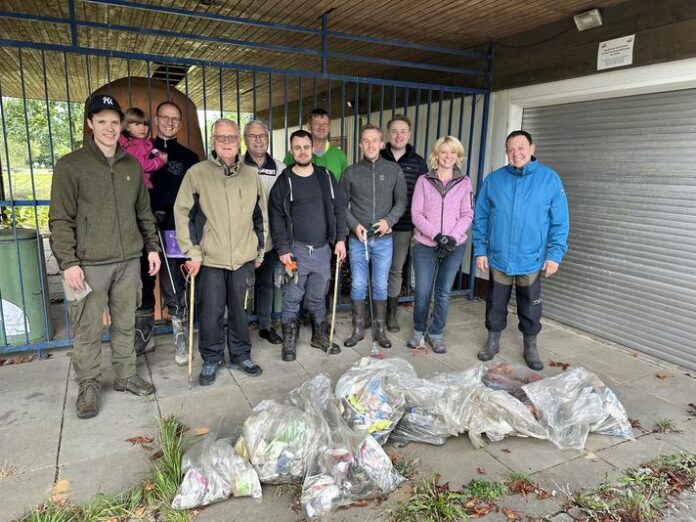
[596,433,683,470]
[0,418,61,473]
[532,453,621,495]
[485,437,576,474]
[625,370,696,408]
[0,467,55,521]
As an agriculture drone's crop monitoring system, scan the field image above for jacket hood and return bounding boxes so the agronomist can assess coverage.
[382,143,418,162]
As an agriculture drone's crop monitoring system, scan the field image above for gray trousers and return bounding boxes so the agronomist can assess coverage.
[388,230,413,298]
[281,243,331,323]
[69,259,140,381]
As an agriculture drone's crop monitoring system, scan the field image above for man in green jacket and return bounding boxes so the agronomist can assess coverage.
[49,94,161,419]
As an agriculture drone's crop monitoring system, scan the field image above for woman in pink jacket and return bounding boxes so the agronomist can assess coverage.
[119,107,167,188]
[408,136,474,353]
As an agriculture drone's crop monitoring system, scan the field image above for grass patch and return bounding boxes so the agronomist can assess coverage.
[0,460,17,479]
[464,478,506,500]
[20,415,190,521]
[653,418,682,434]
[569,452,696,521]
[388,474,470,522]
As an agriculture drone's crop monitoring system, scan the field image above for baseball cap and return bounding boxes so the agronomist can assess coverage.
[87,94,124,120]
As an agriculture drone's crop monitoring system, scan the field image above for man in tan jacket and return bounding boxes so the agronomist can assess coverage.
[174,118,268,385]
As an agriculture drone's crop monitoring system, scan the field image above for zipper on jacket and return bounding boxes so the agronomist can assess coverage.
[371,161,376,226]
[110,167,126,260]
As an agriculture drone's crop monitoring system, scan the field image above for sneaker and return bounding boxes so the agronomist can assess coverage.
[198,360,222,386]
[113,375,156,396]
[259,327,283,345]
[427,335,447,354]
[407,331,423,349]
[76,378,100,419]
[228,358,263,377]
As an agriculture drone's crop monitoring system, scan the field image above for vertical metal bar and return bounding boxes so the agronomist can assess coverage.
[391,85,397,117]
[126,59,132,108]
[219,68,224,118]
[105,57,112,95]
[413,88,420,152]
[436,89,443,138]
[458,93,466,142]
[235,70,241,124]
[327,79,332,116]
[378,84,384,129]
[283,75,288,152]
[353,81,359,164]
[298,77,303,129]
[340,81,346,149]
[0,80,12,346]
[165,64,171,99]
[146,61,153,135]
[403,87,409,116]
[424,89,432,156]
[68,0,78,47]
[184,67,192,147]
[85,54,92,94]
[41,51,56,167]
[466,95,477,177]
[448,91,454,135]
[62,52,74,151]
[312,78,317,108]
[202,66,208,156]
[268,73,273,156]
[321,12,328,76]
[252,70,257,118]
[365,83,372,124]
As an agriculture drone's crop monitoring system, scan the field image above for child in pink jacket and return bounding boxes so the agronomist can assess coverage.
[119,107,167,189]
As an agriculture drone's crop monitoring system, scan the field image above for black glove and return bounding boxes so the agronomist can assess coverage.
[434,233,457,258]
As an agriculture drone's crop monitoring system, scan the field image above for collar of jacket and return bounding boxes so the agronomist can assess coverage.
[382,143,416,163]
[153,136,178,149]
[425,166,465,181]
[505,157,538,177]
[210,151,240,176]
[358,156,388,169]
[86,136,127,165]
[244,150,278,174]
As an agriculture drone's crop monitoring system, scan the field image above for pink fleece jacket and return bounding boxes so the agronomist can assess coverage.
[118,135,165,188]
[411,169,474,247]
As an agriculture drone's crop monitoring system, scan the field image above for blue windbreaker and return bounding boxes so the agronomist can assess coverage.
[472,159,569,275]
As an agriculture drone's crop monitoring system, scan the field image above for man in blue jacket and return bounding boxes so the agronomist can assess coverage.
[472,130,569,370]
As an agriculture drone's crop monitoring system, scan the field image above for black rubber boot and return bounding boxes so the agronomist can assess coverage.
[523,334,544,370]
[344,300,366,347]
[386,296,400,332]
[134,309,155,356]
[310,319,341,355]
[373,300,392,348]
[281,319,299,362]
[478,330,501,361]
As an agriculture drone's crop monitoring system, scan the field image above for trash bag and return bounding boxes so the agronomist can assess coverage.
[390,406,450,446]
[288,374,404,520]
[172,422,262,510]
[423,365,486,434]
[523,367,634,451]
[334,357,415,444]
[483,362,543,403]
[234,400,316,484]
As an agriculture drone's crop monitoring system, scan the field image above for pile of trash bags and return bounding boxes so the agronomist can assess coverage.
[172,357,633,519]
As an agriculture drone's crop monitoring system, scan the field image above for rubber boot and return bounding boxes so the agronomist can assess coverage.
[386,296,400,332]
[281,319,299,362]
[478,330,501,361]
[172,315,188,366]
[344,300,366,347]
[310,319,341,355]
[373,300,392,348]
[523,334,544,370]
[134,309,155,356]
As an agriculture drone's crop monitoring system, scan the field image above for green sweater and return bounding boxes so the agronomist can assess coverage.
[49,138,159,270]
[283,142,348,181]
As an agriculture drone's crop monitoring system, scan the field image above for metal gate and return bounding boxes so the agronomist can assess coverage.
[0,1,492,354]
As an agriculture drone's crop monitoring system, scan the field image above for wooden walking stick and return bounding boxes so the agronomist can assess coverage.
[187,273,195,388]
[328,257,342,349]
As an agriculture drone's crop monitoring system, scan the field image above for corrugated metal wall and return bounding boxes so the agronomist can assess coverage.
[522,88,696,370]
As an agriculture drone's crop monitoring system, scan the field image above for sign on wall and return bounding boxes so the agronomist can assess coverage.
[597,35,635,71]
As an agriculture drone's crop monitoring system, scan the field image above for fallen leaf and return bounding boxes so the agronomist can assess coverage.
[585,451,598,460]
[501,448,511,453]
[477,466,487,475]
[143,481,155,492]
[51,479,71,502]
[549,360,570,371]
[134,506,147,516]
[126,436,154,446]
[536,488,551,499]
[629,418,644,430]
[656,372,673,380]
[502,506,522,520]
[192,426,210,436]
[687,403,696,417]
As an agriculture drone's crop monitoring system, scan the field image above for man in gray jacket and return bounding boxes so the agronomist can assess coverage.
[340,123,407,349]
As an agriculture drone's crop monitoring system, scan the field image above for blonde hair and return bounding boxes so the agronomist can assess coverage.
[429,136,466,170]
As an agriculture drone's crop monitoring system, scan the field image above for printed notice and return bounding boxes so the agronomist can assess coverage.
[597,35,635,71]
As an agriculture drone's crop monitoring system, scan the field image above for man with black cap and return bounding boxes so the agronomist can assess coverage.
[49,94,161,419]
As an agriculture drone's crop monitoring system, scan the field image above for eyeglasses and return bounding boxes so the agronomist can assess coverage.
[245,133,268,141]
[157,115,181,123]
[214,134,240,144]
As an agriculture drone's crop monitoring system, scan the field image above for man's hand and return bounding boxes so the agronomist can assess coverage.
[334,241,346,261]
[372,219,390,236]
[147,251,161,276]
[543,260,559,278]
[475,255,489,273]
[64,265,85,291]
[355,224,368,243]
[279,253,293,266]
[185,260,202,277]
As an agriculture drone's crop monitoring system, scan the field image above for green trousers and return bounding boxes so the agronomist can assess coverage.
[69,259,140,381]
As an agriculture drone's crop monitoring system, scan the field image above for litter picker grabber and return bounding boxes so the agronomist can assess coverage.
[328,256,342,350]
[157,229,180,309]
[414,254,445,355]
[364,232,383,359]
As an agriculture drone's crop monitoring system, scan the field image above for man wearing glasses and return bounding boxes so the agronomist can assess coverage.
[174,119,268,386]
[243,120,286,346]
[135,101,199,365]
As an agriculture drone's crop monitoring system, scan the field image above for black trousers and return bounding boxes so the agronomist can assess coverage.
[485,268,542,335]
[138,251,188,319]
[197,263,255,364]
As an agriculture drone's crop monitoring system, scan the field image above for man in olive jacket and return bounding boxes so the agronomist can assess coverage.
[49,94,161,420]
[174,118,268,386]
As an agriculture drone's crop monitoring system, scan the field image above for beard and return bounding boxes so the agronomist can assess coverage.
[294,158,313,167]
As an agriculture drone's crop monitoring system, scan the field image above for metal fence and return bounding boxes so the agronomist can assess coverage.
[0,2,492,355]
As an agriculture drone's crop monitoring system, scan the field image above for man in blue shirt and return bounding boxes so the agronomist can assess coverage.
[472,130,569,370]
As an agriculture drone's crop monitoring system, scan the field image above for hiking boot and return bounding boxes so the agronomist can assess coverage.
[229,358,263,377]
[134,309,155,356]
[407,330,423,349]
[172,315,188,366]
[344,300,366,347]
[310,319,341,355]
[114,375,156,396]
[427,335,447,354]
[259,327,283,345]
[198,360,222,386]
[281,319,299,361]
[373,300,392,348]
[478,331,501,361]
[76,378,100,419]
[386,296,400,332]
[523,334,544,370]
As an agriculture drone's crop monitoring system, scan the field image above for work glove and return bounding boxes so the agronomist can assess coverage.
[434,233,457,258]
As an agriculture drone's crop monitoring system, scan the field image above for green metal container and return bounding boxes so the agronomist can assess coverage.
[0,229,52,345]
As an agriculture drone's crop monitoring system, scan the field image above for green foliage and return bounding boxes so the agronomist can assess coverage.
[389,474,469,522]
[464,479,506,500]
[653,418,682,434]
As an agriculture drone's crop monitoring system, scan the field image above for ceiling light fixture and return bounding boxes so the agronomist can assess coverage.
[574,8,603,32]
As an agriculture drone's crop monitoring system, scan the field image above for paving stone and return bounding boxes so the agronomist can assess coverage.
[0,467,55,521]
[596,433,683,470]
[485,437,574,474]
[0,418,61,472]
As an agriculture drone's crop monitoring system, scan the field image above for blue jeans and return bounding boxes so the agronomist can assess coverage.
[348,235,392,301]
[413,242,466,337]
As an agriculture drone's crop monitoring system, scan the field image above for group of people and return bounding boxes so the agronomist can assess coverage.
[49,93,569,420]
